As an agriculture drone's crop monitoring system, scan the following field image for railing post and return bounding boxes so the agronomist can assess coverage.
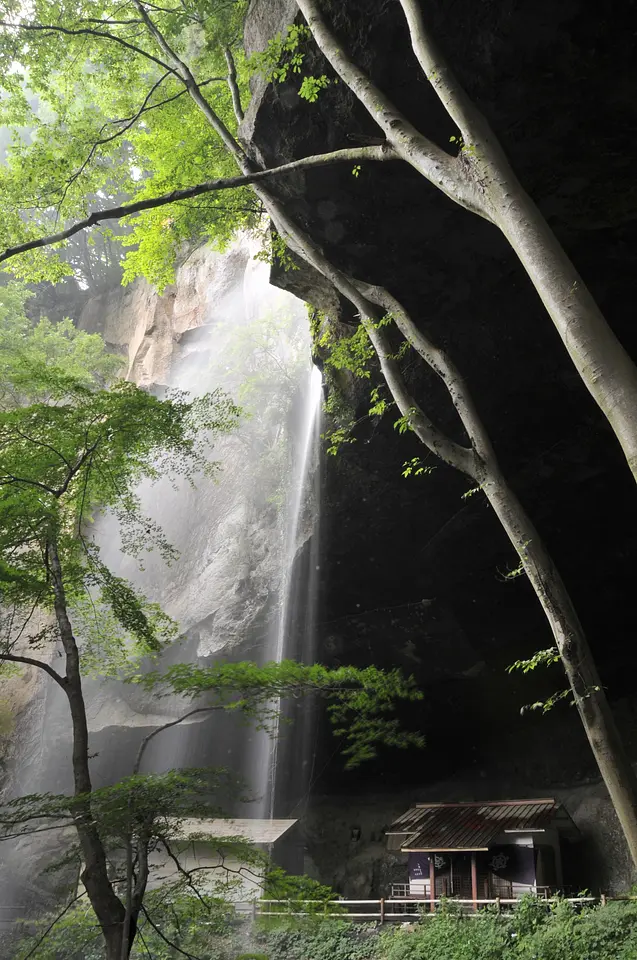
[380,898,385,924]
[601,893,607,907]
[495,896,501,914]
[471,852,478,913]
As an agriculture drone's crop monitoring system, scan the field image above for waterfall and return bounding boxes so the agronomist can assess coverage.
[89,241,323,814]
[0,239,323,937]
[267,365,323,819]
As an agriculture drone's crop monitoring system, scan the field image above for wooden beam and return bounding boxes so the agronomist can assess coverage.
[415,799,556,809]
[429,856,436,913]
[402,846,489,853]
[471,851,478,912]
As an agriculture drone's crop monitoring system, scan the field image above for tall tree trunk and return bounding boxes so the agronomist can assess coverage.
[48,540,128,960]
[136,0,637,866]
[483,472,637,867]
[264,207,637,864]
[294,0,637,486]
[362,300,637,866]
[488,184,637,479]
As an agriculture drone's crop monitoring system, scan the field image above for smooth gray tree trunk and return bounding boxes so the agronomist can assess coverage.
[134,0,637,874]
[295,0,637,487]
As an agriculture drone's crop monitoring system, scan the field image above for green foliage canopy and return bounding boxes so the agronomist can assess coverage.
[141,659,425,768]
[0,283,123,405]
[0,304,241,665]
[0,0,256,288]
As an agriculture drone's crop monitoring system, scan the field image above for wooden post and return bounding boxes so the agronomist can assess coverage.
[380,897,385,924]
[601,893,607,907]
[495,896,501,914]
[429,856,436,913]
[471,852,478,913]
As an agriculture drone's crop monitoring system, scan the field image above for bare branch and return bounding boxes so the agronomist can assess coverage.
[83,18,145,26]
[294,0,486,218]
[9,427,74,472]
[0,19,178,76]
[0,652,65,688]
[20,892,88,960]
[140,2,183,13]
[59,72,172,210]
[134,707,221,774]
[0,145,393,265]
[357,282,496,468]
[396,0,492,146]
[224,47,244,123]
[133,0,249,168]
[0,474,59,496]
[140,903,205,960]
[363,318,477,476]
[0,439,100,499]
[4,598,41,647]
[53,439,101,498]
[61,74,228,205]
[101,74,225,126]
[160,838,208,908]
[136,926,154,960]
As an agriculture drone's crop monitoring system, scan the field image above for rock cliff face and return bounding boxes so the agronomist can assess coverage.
[78,242,293,667]
[241,0,637,892]
[2,0,637,922]
[77,244,251,388]
[0,238,317,937]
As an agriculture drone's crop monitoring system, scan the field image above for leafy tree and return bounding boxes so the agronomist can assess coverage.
[1,3,637,490]
[0,283,124,406]
[0,0,635,892]
[21,894,637,960]
[0,316,423,959]
[15,884,244,959]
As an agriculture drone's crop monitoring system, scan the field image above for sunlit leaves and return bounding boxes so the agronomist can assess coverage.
[401,456,435,479]
[318,322,375,380]
[0,0,253,285]
[0,285,123,407]
[0,381,240,603]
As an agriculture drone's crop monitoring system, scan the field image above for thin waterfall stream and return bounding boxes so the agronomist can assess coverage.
[0,240,323,937]
[267,365,323,820]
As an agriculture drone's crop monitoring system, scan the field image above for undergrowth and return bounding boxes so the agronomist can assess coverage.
[257,897,637,960]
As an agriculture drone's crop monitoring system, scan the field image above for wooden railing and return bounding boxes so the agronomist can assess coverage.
[257,895,600,923]
[0,905,29,928]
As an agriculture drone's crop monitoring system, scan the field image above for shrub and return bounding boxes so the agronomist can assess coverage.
[258,898,637,960]
[514,898,637,960]
[379,911,510,960]
[259,919,378,960]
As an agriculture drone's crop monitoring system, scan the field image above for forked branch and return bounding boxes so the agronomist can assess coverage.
[293,0,486,217]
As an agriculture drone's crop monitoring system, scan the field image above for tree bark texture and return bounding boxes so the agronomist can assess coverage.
[365,314,637,867]
[48,541,128,959]
[295,0,637,487]
[136,0,637,876]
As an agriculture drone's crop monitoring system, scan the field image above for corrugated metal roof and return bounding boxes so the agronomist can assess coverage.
[388,800,559,852]
[179,818,297,844]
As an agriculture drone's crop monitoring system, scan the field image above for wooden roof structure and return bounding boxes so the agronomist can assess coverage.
[386,799,576,852]
[178,818,297,845]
